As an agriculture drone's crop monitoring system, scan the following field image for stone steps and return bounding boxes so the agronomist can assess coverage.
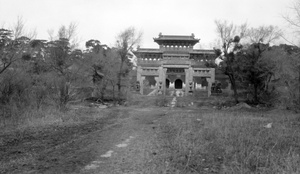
[170,97,177,108]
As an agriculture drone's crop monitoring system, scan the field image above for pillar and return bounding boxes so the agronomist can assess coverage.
[163,68,167,95]
[207,78,211,97]
[140,76,145,95]
[154,76,159,95]
[185,67,194,95]
[137,66,142,94]
[209,68,215,97]
[157,66,166,95]
[185,68,189,95]
[210,68,215,83]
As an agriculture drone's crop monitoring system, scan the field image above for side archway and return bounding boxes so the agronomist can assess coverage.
[166,79,170,88]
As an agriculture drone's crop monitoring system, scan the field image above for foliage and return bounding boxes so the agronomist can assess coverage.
[115,27,142,100]
[235,43,276,104]
[266,45,300,109]
[213,20,250,103]
[213,20,284,104]
[84,39,119,100]
[0,28,29,74]
[41,39,85,109]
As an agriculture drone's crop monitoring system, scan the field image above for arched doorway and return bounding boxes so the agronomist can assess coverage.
[175,79,183,89]
[166,79,170,88]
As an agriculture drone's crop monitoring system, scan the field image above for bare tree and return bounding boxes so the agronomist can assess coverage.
[214,20,247,103]
[12,16,37,39]
[13,16,25,39]
[282,0,300,33]
[247,25,282,44]
[48,22,79,49]
[215,20,247,46]
[115,27,142,101]
[282,0,300,108]
[47,29,55,41]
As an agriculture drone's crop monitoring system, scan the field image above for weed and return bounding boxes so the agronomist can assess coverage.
[153,109,300,173]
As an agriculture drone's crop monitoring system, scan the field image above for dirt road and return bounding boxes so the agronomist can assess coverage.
[0,106,172,174]
[81,107,170,174]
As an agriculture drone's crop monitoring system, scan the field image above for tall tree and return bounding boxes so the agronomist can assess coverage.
[282,0,300,37]
[267,45,300,109]
[115,27,142,100]
[236,43,275,104]
[282,0,300,108]
[214,20,247,103]
[85,39,119,100]
[0,28,30,75]
[31,38,83,109]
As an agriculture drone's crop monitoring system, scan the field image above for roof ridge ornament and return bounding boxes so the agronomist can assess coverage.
[159,32,162,37]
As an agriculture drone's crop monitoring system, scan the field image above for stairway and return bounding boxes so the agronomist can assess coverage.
[170,97,177,108]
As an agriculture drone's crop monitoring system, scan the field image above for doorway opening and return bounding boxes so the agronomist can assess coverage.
[166,79,170,88]
[175,79,183,89]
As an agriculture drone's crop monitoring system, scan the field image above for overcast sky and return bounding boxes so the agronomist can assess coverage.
[0,0,296,49]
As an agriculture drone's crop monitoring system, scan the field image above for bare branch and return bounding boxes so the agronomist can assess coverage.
[13,16,25,39]
[12,16,37,40]
[247,25,282,44]
[282,0,300,41]
[47,29,55,41]
[214,20,246,45]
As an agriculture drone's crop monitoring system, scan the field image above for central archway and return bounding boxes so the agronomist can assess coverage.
[175,79,183,89]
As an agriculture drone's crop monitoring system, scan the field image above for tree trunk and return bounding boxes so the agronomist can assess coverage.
[117,60,124,101]
[254,83,258,104]
[100,80,107,100]
[228,74,239,103]
[112,85,115,101]
[59,80,68,111]
[299,66,300,109]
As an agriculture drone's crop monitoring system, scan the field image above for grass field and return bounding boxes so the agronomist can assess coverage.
[150,108,300,173]
[0,94,299,173]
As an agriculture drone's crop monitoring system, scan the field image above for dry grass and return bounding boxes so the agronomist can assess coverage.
[0,105,121,174]
[0,104,110,135]
[152,108,300,173]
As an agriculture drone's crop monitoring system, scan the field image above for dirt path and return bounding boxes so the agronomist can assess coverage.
[0,106,173,174]
[81,107,170,174]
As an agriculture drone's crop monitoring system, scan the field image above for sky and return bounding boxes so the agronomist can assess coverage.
[0,0,297,49]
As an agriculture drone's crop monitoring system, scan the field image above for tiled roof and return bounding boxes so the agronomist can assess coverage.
[134,48,162,53]
[154,35,199,41]
[191,49,215,54]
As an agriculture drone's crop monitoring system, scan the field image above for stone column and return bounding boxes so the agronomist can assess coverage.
[163,68,167,95]
[137,66,142,94]
[206,78,211,97]
[154,77,159,95]
[140,76,145,95]
[209,68,215,97]
[185,68,189,95]
[157,67,165,95]
[187,67,194,95]
[210,68,215,83]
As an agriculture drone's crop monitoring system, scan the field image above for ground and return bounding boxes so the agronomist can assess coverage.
[1,96,300,173]
[0,104,170,174]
